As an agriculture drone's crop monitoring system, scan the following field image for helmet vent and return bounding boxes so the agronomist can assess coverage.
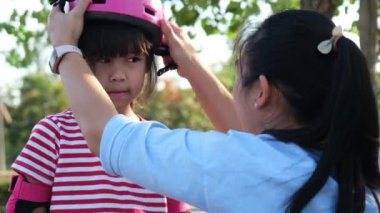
[144,7,156,16]
[93,0,106,4]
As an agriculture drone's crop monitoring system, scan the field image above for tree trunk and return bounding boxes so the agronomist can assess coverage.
[300,0,337,18]
[0,101,11,171]
[0,115,5,171]
[359,0,377,84]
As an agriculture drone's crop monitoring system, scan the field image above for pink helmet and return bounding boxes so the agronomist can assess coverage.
[68,0,165,55]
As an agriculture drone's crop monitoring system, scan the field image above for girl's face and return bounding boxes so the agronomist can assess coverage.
[89,53,147,114]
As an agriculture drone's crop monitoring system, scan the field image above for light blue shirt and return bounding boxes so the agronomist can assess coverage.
[100,115,379,212]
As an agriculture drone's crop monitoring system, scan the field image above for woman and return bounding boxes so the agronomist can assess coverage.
[48,0,380,212]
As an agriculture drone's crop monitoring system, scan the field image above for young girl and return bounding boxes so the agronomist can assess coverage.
[6,0,194,212]
[49,0,380,212]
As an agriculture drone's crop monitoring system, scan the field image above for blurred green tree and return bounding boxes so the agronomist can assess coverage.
[4,71,68,166]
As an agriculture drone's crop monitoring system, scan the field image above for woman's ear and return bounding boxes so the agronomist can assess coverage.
[254,75,270,108]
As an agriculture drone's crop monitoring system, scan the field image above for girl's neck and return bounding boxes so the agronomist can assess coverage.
[117,106,140,121]
[126,110,140,121]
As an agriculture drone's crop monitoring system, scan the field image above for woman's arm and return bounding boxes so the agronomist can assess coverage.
[59,54,117,155]
[160,21,242,132]
[48,1,117,155]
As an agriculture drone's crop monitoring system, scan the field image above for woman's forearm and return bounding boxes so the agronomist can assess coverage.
[59,53,117,155]
[186,61,241,132]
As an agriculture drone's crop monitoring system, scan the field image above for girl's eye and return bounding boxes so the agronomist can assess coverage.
[128,56,142,63]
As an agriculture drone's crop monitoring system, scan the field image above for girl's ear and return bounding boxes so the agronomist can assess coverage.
[254,75,270,108]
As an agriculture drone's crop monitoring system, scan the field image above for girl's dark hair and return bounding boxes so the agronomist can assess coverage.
[234,10,380,212]
[78,19,157,99]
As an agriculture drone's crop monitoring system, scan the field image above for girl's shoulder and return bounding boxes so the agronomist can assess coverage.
[45,109,75,120]
[43,109,79,127]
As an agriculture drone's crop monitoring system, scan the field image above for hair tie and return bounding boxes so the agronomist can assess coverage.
[317,26,343,54]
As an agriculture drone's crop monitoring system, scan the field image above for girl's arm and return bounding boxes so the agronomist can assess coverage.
[6,175,50,213]
[161,21,242,132]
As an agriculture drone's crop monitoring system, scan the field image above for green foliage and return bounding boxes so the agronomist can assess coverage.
[0,182,9,213]
[266,0,299,12]
[165,0,261,39]
[217,63,236,92]
[0,0,50,69]
[136,84,213,131]
[4,72,68,167]
[0,172,11,213]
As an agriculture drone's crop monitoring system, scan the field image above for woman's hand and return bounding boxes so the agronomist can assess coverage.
[160,20,200,79]
[48,0,91,47]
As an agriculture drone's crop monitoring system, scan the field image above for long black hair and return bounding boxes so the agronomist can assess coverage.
[234,10,380,212]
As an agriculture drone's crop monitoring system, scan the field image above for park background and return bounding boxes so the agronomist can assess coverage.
[0,0,378,212]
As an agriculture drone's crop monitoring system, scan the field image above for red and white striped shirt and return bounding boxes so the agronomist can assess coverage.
[12,110,188,213]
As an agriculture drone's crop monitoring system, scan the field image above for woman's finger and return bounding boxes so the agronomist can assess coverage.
[160,19,176,42]
[72,0,91,16]
[50,4,61,15]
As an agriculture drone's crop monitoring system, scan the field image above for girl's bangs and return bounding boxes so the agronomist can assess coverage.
[79,20,153,59]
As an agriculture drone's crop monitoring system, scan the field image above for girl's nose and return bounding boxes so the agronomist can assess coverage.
[110,62,126,81]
